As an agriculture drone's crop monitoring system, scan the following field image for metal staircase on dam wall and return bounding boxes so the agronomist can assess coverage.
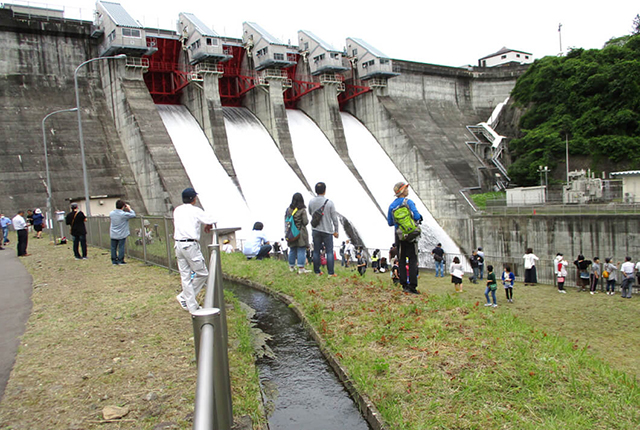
[465,99,511,191]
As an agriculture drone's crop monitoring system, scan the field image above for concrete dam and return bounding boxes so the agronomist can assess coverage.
[0,2,525,252]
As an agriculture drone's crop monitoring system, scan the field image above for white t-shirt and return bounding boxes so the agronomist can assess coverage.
[523,253,539,269]
[173,204,215,241]
[12,215,26,230]
[621,261,635,277]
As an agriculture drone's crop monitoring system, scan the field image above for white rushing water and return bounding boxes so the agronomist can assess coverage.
[340,112,463,261]
[158,104,463,266]
[287,109,391,250]
[222,107,312,242]
[157,105,251,231]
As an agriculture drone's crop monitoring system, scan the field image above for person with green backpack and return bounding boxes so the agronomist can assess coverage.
[285,192,311,274]
[387,182,423,294]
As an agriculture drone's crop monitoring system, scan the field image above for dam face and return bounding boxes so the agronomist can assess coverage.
[0,6,521,254]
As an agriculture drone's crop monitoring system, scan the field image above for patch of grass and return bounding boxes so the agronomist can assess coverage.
[222,253,640,429]
[470,191,505,210]
[0,239,266,430]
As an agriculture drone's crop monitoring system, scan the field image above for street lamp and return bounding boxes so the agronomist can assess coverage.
[74,53,127,217]
[42,107,78,242]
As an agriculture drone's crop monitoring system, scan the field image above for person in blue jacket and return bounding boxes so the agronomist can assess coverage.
[387,182,422,294]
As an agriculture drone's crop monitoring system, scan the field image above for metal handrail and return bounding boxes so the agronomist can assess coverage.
[191,242,233,430]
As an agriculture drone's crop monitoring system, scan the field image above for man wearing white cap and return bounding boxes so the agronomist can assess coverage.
[173,187,215,313]
[387,182,422,294]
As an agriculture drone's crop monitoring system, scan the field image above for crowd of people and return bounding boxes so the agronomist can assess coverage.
[5,182,638,315]
[0,208,47,256]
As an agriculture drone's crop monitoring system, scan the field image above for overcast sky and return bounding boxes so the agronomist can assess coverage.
[46,0,639,67]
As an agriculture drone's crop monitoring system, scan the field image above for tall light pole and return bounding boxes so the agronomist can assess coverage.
[42,107,78,242]
[74,54,127,217]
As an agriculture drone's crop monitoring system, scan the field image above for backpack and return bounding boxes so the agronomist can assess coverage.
[392,199,421,242]
[284,208,300,243]
[310,199,328,228]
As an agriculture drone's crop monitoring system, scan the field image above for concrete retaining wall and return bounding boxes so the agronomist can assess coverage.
[440,214,640,262]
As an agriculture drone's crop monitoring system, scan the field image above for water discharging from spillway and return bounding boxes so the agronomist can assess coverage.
[339,112,463,263]
[157,105,252,229]
[158,105,461,264]
[226,280,371,430]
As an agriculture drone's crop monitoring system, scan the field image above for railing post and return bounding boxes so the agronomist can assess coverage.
[204,243,232,429]
[141,216,148,265]
[191,308,221,430]
[164,216,173,272]
[97,217,102,248]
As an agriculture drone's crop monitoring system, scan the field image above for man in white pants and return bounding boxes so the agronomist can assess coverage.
[173,188,215,313]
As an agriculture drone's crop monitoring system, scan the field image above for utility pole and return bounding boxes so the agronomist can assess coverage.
[558,23,563,55]
[566,135,569,186]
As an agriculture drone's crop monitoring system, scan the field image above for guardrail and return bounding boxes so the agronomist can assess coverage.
[74,216,232,429]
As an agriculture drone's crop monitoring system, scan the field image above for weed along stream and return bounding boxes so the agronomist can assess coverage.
[226,280,371,430]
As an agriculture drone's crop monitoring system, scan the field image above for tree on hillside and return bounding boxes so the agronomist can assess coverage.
[507,35,640,185]
[633,14,640,35]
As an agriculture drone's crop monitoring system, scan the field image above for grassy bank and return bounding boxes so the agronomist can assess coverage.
[0,239,266,430]
[223,253,640,429]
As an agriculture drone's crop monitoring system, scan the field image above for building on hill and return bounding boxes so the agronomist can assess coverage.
[478,47,533,68]
[610,170,640,203]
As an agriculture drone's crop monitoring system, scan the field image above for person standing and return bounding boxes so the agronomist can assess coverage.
[484,265,498,307]
[450,256,464,293]
[1,213,12,245]
[388,181,422,294]
[555,253,568,293]
[590,257,601,295]
[32,208,44,239]
[523,248,539,286]
[432,243,445,277]
[285,192,310,274]
[309,182,339,277]
[12,210,29,257]
[603,257,618,295]
[356,252,367,276]
[502,265,515,303]
[65,203,87,260]
[344,240,355,268]
[620,257,634,299]
[173,188,215,313]
[469,250,480,284]
[477,247,485,279]
[109,200,136,265]
[574,255,592,292]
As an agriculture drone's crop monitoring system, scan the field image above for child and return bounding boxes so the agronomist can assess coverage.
[502,265,515,303]
[603,257,618,295]
[484,264,498,307]
[450,256,464,293]
[391,258,400,285]
[590,257,600,295]
[556,254,568,293]
[356,253,367,276]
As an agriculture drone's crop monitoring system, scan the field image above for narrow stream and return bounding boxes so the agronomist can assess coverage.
[226,280,371,430]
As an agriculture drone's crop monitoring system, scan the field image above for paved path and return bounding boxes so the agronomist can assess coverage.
[0,246,33,402]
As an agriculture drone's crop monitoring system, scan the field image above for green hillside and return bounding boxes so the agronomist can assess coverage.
[508,33,640,185]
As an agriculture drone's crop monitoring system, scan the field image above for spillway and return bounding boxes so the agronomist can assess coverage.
[157,105,251,230]
[222,107,314,242]
[159,104,461,264]
[287,109,390,250]
[340,112,462,263]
